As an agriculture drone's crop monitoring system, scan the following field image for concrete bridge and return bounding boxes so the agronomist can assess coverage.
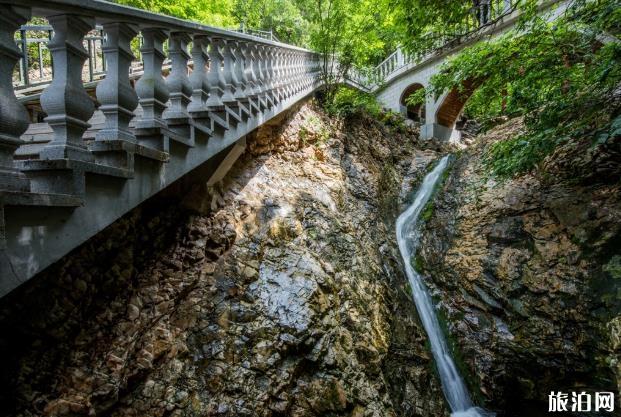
[349,0,568,142]
[0,0,322,297]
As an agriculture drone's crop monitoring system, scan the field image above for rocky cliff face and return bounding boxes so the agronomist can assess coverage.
[0,101,448,417]
[417,120,621,416]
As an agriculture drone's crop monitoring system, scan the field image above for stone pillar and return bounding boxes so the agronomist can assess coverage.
[40,14,96,161]
[0,5,31,191]
[95,22,139,142]
[187,34,210,113]
[163,32,192,121]
[206,37,225,107]
[135,28,169,128]
[220,39,237,103]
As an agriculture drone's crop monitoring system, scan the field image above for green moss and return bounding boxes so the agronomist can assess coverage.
[420,201,435,222]
[604,255,621,279]
[434,302,485,404]
[412,254,425,272]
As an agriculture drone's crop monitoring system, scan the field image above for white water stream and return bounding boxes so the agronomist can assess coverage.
[396,155,493,417]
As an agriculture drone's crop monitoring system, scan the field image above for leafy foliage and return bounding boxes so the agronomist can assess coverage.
[233,0,310,44]
[424,0,621,178]
[114,0,238,27]
[324,86,382,117]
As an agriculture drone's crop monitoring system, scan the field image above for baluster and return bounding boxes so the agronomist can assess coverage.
[295,52,303,92]
[290,52,298,93]
[249,44,267,108]
[232,40,250,100]
[240,41,258,97]
[228,40,250,118]
[262,46,273,99]
[253,44,266,95]
[0,5,31,191]
[163,32,192,122]
[205,37,225,108]
[297,52,304,91]
[272,48,283,100]
[284,50,293,97]
[95,22,139,143]
[303,52,309,89]
[135,28,169,129]
[220,39,236,104]
[187,34,209,113]
[298,52,306,91]
[40,14,95,162]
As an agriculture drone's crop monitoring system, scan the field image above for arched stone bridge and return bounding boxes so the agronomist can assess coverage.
[348,0,569,142]
[0,0,322,296]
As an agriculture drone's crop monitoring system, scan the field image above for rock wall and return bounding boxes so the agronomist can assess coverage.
[417,119,621,416]
[0,101,449,417]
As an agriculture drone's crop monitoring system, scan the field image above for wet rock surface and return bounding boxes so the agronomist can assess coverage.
[0,102,448,417]
[417,120,621,416]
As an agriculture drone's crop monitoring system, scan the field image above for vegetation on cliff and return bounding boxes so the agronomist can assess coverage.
[416,0,621,178]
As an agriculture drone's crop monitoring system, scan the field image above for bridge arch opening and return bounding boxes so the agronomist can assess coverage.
[400,83,426,123]
[436,79,479,130]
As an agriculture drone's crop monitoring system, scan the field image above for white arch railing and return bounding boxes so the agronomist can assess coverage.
[349,0,518,89]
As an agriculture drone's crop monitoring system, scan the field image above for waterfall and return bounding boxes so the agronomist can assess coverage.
[396,155,493,417]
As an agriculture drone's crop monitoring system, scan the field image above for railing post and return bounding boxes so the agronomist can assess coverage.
[205,37,225,107]
[135,28,169,129]
[95,22,139,142]
[163,31,192,122]
[0,5,31,191]
[187,34,209,113]
[40,14,96,162]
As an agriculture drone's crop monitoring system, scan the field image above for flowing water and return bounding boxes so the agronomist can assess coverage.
[396,155,493,417]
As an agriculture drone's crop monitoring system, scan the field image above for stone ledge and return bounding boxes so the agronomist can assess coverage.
[0,190,82,207]
[16,159,133,179]
[89,140,170,162]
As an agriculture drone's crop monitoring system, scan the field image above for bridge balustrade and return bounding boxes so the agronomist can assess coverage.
[0,0,322,194]
[0,0,322,296]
